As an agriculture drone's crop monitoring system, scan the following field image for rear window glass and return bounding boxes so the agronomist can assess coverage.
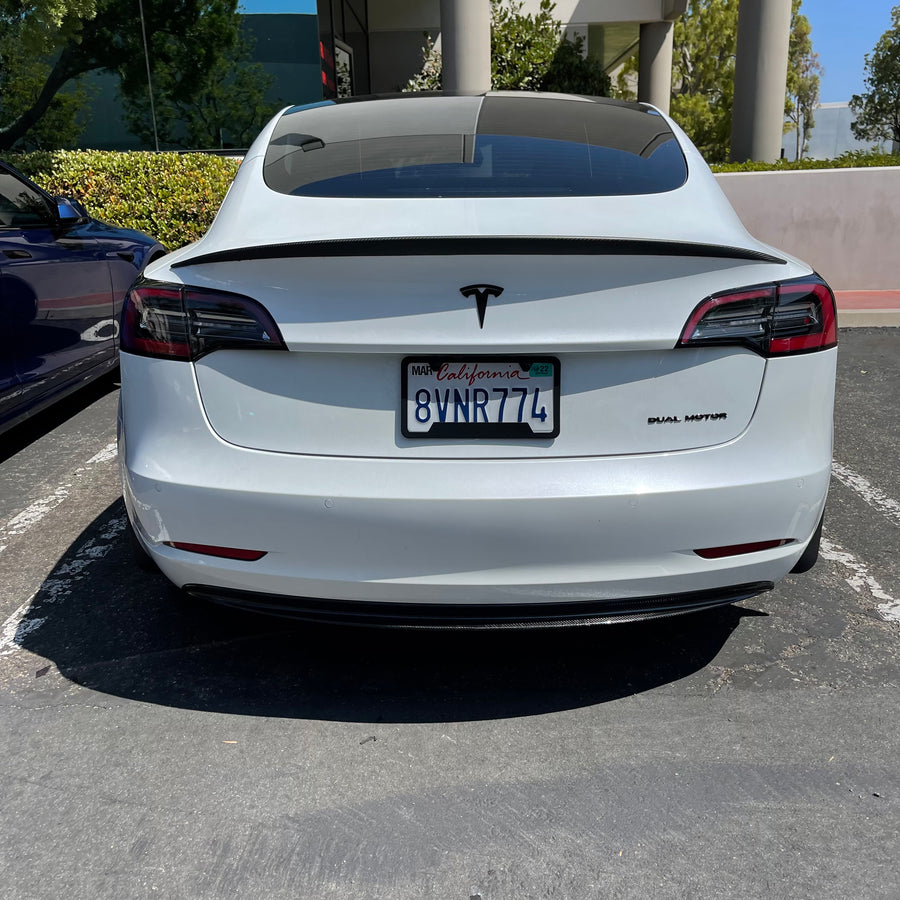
[263,95,688,198]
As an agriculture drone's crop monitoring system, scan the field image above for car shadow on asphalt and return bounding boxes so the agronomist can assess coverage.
[0,370,119,464]
[18,499,766,723]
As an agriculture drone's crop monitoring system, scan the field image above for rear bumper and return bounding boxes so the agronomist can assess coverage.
[120,349,835,610]
[183,582,773,628]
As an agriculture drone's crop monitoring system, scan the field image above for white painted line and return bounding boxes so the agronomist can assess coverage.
[0,515,127,658]
[0,597,44,658]
[0,443,118,555]
[820,536,900,623]
[832,461,900,529]
[0,486,69,553]
[85,441,118,466]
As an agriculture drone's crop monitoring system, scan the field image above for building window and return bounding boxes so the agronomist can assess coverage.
[318,0,368,99]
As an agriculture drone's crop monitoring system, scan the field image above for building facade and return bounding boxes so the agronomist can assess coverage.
[319,0,685,109]
[71,0,796,162]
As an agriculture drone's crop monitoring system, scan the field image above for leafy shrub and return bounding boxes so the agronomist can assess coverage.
[4,147,895,253]
[0,150,240,249]
[711,149,900,173]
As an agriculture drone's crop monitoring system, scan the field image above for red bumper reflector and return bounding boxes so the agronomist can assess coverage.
[694,539,792,559]
[164,542,267,561]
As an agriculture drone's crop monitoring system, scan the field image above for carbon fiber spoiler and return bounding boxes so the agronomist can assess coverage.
[171,236,787,268]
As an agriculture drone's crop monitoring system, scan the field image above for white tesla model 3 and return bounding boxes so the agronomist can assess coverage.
[118,92,837,627]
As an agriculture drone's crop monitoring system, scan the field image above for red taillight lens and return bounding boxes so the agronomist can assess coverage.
[122,285,190,359]
[678,275,837,356]
[121,280,287,361]
[163,542,267,561]
[769,280,837,354]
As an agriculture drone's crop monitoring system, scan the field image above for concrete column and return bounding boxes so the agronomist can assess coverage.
[637,20,673,115]
[440,0,491,95]
[731,0,792,162]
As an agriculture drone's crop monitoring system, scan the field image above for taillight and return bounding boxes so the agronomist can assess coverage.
[121,280,287,361]
[678,275,837,356]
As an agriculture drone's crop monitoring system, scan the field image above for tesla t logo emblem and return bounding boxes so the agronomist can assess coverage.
[460,284,504,328]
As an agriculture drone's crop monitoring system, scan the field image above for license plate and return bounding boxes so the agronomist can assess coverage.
[402,357,560,439]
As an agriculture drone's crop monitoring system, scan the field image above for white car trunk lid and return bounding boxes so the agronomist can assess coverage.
[180,252,788,459]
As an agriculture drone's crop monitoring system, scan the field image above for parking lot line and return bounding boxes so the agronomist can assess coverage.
[820,536,900,624]
[0,486,70,554]
[0,442,117,555]
[0,514,127,658]
[831,461,900,529]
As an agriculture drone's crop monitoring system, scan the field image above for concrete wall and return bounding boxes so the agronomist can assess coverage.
[77,72,144,151]
[245,13,322,111]
[520,0,676,24]
[715,167,900,291]
[368,0,671,30]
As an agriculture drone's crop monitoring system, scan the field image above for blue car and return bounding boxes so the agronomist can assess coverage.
[1,161,165,433]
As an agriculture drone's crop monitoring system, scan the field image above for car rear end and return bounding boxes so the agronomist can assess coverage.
[118,94,836,626]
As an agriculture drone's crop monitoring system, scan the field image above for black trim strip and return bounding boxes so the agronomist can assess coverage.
[171,237,787,268]
[181,582,773,629]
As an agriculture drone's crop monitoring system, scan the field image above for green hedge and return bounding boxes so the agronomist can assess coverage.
[4,148,897,249]
[1,150,240,250]
[711,150,900,173]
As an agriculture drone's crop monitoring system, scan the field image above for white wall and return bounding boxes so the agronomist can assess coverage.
[368,0,673,31]
[519,0,671,23]
[715,167,900,291]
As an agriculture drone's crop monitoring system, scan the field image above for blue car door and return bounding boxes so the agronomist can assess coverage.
[0,167,115,422]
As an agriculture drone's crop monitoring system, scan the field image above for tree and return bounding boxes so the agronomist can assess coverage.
[785,2,822,159]
[0,0,276,151]
[122,14,277,149]
[0,0,96,54]
[617,0,820,163]
[0,37,90,149]
[850,5,900,152]
[0,0,96,148]
[669,0,738,162]
[614,0,738,159]
[404,0,610,96]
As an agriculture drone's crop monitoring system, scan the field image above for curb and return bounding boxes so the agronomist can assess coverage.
[835,291,900,329]
[838,309,900,328]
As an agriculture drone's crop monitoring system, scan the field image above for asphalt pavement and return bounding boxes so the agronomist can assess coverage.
[0,329,898,900]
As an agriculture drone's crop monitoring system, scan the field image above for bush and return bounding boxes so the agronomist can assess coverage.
[0,150,240,249]
[711,149,900,173]
[4,147,895,250]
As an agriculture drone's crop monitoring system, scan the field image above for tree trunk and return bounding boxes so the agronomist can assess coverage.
[0,48,93,151]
